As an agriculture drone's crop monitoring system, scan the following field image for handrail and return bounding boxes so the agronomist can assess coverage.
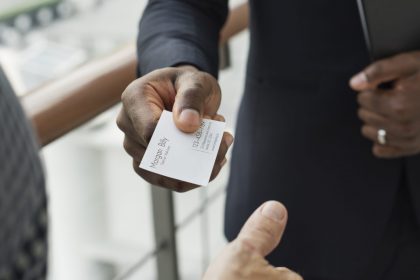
[220,2,249,45]
[22,45,137,146]
[23,3,249,147]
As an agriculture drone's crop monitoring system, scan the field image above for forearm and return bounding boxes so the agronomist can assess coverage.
[137,0,228,78]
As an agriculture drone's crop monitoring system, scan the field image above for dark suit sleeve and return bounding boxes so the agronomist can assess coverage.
[137,0,229,78]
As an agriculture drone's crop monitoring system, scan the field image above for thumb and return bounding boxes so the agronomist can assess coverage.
[236,201,288,257]
[173,70,221,133]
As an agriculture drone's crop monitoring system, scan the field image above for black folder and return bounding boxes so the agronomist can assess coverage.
[357,0,420,61]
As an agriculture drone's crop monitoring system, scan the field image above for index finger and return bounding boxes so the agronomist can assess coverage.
[350,52,419,91]
[121,69,179,145]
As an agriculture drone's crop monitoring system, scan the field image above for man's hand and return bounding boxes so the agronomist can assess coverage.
[117,66,234,192]
[203,201,302,280]
[350,51,420,158]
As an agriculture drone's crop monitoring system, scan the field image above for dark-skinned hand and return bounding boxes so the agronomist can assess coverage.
[350,51,420,158]
[117,66,234,192]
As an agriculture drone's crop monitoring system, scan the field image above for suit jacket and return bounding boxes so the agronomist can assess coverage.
[0,67,48,279]
[137,1,420,279]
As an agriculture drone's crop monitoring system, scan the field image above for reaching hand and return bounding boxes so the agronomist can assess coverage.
[117,66,234,191]
[203,201,302,280]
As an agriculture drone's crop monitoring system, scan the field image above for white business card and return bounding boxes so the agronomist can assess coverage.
[140,110,226,186]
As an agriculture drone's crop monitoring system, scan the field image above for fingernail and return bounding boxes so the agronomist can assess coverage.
[179,109,200,127]
[350,72,368,88]
[261,201,286,223]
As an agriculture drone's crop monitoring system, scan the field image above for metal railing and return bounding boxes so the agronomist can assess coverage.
[114,186,227,280]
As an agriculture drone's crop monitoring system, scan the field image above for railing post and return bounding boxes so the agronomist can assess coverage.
[219,43,231,70]
[151,186,179,280]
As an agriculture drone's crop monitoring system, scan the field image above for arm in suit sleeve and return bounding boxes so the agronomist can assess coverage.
[137,0,229,78]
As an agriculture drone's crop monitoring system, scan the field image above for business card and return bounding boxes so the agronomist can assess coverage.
[140,110,226,186]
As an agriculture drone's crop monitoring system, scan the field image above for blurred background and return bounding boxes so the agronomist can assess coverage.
[0,0,248,279]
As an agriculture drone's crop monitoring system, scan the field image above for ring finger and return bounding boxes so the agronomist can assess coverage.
[361,125,417,149]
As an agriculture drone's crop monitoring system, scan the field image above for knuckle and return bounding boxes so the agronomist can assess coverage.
[235,238,256,254]
[141,119,158,144]
[399,122,417,138]
[121,81,139,102]
[123,138,131,153]
[198,71,221,96]
[122,79,154,106]
[390,97,409,119]
[122,91,137,109]
[116,114,125,130]
[243,224,276,248]
[121,87,130,102]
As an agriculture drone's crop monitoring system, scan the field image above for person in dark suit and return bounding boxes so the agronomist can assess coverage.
[117,0,420,279]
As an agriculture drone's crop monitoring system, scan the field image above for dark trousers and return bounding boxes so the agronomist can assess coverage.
[305,173,420,280]
[365,175,420,280]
